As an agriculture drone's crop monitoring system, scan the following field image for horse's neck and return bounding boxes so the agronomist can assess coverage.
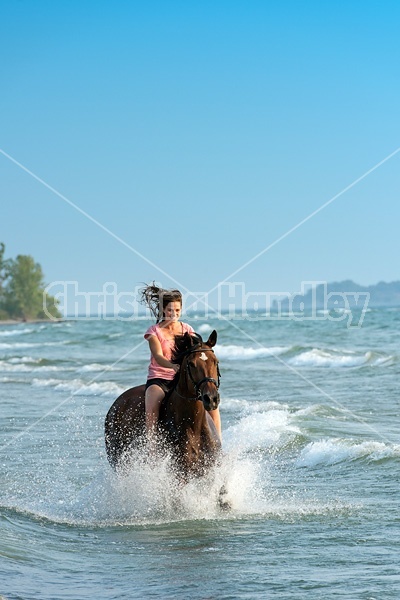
[168,388,206,431]
[165,368,206,428]
[174,369,196,402]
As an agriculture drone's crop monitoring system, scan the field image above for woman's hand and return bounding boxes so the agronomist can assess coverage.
[147,336,181,370]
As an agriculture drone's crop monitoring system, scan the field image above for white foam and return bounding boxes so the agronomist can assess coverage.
[77,363,109,372]
[0,358,121,374]
[0,360,74,373]
[372,354,394,366]
[0,327,34,337]
[7,356,41,364]
[25,441,273,525]
[3,410,354,526]
[223,409,301,454]
[215,344,289,360]
[222,397,288,414]
[0,341,66,349]
[296,438,400,468]
[31,378,124,397]
[288,348,370,368]
[19,443,349,526]
[0,376,25,383]
[215,344,393,368]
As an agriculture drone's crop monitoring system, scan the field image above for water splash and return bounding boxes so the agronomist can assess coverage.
[0,400,358,527]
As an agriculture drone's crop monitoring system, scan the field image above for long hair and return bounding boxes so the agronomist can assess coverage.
[139,283,182,323]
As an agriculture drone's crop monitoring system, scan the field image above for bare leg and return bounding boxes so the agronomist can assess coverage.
[145,385,165,450]
[209,407,222,440]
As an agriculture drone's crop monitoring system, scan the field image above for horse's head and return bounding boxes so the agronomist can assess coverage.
[172,330,221,411]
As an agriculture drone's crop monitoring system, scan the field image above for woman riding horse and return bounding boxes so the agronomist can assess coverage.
[140,284,221,445]
[104,329,222,479]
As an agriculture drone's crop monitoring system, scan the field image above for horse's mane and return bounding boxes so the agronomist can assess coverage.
[172,332,203,363]
[169,332,203,389]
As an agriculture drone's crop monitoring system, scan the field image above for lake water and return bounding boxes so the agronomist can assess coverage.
[1,309,399,599]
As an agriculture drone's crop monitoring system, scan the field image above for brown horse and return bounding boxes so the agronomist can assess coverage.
[105,330,223,481]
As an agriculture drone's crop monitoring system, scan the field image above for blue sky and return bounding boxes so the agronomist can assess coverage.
[1,1,399,311]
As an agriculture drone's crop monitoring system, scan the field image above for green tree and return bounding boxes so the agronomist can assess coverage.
[0,242,12,295]
[0,243,13,319]
[2,253,61,320]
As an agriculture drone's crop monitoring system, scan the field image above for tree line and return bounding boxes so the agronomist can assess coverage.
[0,243,61,321]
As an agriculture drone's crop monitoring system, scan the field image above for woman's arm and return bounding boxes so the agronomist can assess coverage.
[209,408,222,439]
[147,335,179,372]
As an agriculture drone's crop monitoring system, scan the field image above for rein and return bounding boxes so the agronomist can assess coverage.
[173,345,221,401]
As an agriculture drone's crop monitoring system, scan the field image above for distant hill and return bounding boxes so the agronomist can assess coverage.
[273,280,400,311]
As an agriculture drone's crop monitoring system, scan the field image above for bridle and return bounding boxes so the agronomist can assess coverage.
[175,345,221,401]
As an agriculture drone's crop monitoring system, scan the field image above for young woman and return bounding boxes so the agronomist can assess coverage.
[140,284,222,442]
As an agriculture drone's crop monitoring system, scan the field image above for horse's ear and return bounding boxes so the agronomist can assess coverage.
[206,330,217,347]
[184,332,194,348]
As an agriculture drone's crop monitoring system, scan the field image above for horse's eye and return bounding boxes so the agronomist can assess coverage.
[188,361,195,368]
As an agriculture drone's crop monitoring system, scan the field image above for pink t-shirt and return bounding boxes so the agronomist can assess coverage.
[144,322,195,380]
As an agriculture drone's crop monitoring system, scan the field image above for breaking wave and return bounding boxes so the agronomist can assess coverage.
[31,378,125,397]
[215,343,394,368]
[296,438,400,467]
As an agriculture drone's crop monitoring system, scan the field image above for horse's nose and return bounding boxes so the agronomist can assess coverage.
[203,392,219,411]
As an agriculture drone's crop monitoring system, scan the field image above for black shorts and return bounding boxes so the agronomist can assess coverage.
[145,378,174,395]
